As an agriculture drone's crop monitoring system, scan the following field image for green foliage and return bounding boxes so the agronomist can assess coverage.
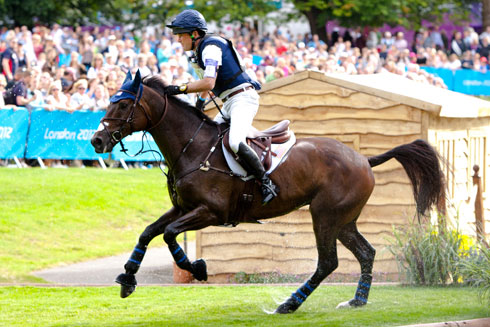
[292,0,477,29]
[0,168,173,282]
[0,285,488,326]
[192,0,278,26]
[386,218,471,285]
[459,244,490,304]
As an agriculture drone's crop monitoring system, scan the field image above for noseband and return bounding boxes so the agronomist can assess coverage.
[100,86,168,146]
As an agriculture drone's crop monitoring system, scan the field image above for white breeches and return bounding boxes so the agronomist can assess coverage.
[214,89,259,153]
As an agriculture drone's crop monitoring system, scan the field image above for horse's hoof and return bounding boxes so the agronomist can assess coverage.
[191,259,207,281]
[274,298,300,314]
[336,299,367,309]
[120,284,136,298]
[115,273,137,298]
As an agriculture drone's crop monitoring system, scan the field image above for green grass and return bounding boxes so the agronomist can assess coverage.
[0,285,488,326]
[0,168,175,283]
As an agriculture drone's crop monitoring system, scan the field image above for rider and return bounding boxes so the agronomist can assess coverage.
[165,9,278,205]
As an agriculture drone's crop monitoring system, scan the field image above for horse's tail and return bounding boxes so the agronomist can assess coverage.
[368,139,446,217]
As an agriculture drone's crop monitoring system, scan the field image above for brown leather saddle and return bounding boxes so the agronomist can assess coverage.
[223,120,292,171]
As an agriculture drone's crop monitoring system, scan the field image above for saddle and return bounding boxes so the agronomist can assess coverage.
[223,120,292,171]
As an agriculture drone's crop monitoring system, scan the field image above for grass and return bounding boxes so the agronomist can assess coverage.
[0,167,176,283]
[0,285,488,326]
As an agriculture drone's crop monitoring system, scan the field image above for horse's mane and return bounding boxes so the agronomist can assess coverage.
[143,75,217,126]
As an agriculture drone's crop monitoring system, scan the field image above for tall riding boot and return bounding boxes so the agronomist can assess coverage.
[237,142,279,205]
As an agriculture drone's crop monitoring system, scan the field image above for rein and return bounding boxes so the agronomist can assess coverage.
[100,87,169,147]
[103,84,239,185]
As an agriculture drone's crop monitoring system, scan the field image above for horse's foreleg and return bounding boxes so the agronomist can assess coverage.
[116,206,181,298]
[163,206,217,282]
[275,223,340,314]
[336,221,376,308]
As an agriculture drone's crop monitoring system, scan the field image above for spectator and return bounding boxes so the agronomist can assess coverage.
[87,53,104,79]
[393,31,408,51]
[46,79,71,111]
[450,31,466,56]
[67,51,87,78]
[460,50,473,69]
[105,80,118,97]
[447,53,462,70]
[1,37,22,85]
[135,53,151,77]
[380,31,394,49]
[3,68,37,107]
[477,36,490,58]
[0,74,8,107]
[69,79,92,110]
[429,25,444,50]
[91,83,109,111]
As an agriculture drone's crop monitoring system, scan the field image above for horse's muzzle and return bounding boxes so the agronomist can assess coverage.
[91,132,113,153]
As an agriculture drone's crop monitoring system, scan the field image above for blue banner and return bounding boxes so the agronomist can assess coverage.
[25,109,109,160]
[0,108,29,159]
[453,69,490,95]
[111,131,163,162]
[420,67,490,95]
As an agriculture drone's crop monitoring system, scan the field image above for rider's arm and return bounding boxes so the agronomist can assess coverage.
[165,45,221,95]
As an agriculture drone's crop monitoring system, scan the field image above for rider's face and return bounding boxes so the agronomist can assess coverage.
[176,33,193,51]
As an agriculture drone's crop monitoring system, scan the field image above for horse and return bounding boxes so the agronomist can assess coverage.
[91,70,446,314]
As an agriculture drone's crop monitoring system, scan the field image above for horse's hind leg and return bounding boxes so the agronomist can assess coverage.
[116,206,181,298]
[336,221,376,308]
[275,215,340,314]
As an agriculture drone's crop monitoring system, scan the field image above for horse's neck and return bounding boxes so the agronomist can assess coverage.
[149,101,217,172]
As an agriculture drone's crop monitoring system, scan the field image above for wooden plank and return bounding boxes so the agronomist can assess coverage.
[259,92,397,110]
[204,257,398,275]
[367,183,417,206]
[360,133,423,149]
[267,78,356,97]
[279,119,421,136]
[256,104,422,123]
[372,168,410,185]
[359,204,415,225]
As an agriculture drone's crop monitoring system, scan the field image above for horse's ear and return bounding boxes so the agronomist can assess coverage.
[134,70,142,86]
[128,70,142,94]
[123,70,133,84]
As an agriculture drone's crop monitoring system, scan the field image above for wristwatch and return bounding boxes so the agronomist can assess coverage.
[179,84,188,93]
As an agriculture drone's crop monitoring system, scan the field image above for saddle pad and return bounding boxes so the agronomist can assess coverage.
[222,131,296,180]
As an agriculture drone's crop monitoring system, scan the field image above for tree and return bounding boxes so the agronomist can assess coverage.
[289,0,478,43]
[483,0,490,29]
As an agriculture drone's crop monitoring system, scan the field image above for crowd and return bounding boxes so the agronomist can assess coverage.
[1,22,490,167]
[1,22,490,113]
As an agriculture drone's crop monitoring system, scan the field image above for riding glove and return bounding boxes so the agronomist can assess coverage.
[165,84,188,95]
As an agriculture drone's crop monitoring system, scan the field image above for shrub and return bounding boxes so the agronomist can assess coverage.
[386,218,471,285]
[459,243,490,304]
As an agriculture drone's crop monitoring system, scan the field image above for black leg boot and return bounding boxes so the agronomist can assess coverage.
[237,142,278,205]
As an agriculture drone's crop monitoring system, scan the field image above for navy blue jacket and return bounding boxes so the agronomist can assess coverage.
[195,35,260,96]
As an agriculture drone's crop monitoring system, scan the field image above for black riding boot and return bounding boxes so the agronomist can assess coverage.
[237,142,278,205]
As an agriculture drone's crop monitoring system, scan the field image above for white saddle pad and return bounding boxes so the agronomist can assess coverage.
[221,132,296,180]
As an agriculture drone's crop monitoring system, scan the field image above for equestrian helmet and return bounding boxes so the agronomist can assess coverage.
[166,9,208,34]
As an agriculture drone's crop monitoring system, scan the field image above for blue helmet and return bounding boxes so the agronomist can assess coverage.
[166,9,207,34]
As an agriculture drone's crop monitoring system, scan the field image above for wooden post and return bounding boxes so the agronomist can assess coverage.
[472,165,486,243]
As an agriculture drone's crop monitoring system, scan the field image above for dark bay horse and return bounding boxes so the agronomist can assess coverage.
[91,71,445,314]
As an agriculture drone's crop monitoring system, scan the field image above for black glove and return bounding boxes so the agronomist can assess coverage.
[165,84,187,95]
[195,98,205,111]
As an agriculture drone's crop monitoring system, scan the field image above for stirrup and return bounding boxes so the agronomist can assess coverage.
[261,178,278,205]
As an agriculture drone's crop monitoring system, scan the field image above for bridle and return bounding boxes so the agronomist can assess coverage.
[100,85,168,147]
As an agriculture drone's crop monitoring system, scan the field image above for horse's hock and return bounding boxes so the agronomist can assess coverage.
[197,70,490,283]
